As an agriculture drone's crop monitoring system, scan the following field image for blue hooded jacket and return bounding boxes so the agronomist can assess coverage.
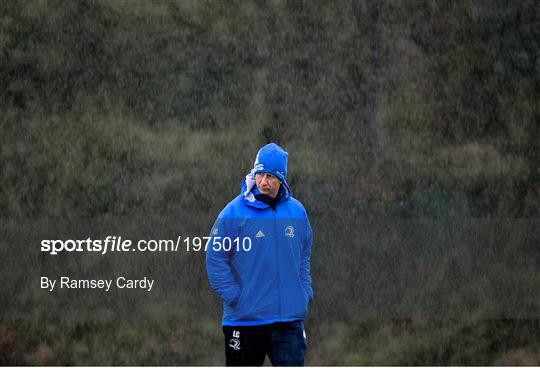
[206,143,313,326]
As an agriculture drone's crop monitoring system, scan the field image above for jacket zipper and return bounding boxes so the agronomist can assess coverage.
[273,205,281,319]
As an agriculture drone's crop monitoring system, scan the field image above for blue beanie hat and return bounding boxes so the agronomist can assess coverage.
[253,143,288,182]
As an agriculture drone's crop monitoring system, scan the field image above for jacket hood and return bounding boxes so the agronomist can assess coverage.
[241,143,292,207]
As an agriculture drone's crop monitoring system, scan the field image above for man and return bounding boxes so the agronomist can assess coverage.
[206,143,314,366]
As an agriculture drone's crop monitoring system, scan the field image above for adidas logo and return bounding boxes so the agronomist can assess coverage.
[255,230,265,238]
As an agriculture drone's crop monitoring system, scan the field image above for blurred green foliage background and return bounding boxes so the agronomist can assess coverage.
[0,0,539,365]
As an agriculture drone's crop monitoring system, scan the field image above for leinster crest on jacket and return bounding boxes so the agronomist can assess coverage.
[285,226,295,238]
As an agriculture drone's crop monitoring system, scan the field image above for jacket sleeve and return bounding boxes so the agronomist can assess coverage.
[206,216,242,307]
[300,217,314,302]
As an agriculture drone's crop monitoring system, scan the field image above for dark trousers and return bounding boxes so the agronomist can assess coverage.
[223,321,307,366]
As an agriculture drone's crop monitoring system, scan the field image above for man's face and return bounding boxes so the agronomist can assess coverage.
[255,172,281,198]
